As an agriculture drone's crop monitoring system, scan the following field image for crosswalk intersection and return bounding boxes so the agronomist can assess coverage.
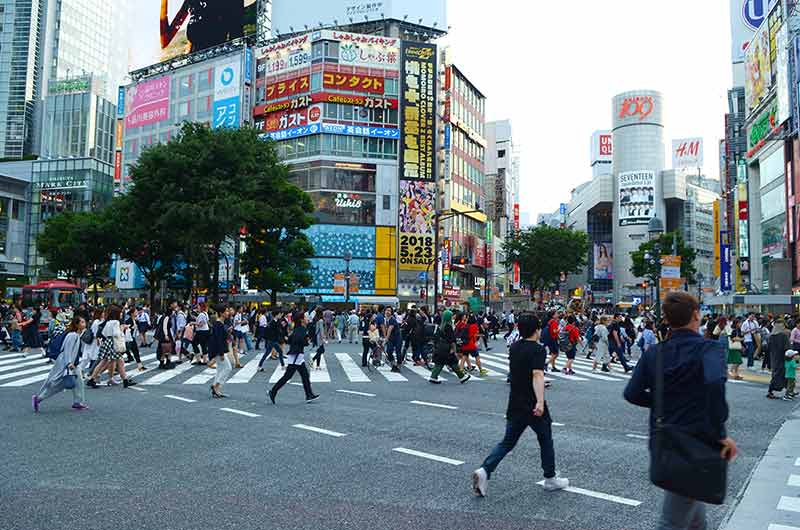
[0,348,640,389]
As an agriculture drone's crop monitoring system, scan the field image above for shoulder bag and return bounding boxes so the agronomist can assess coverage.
[649,342,727,505]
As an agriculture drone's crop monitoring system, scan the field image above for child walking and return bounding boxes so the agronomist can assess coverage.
[785,350,798,401]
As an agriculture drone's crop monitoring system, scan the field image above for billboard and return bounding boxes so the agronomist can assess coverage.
[266,75,310,101]
[124,76,171,129]
[398,180,435,271]
[323,71,385,95]
[775,24,790,128]
[672,138,703,170]
[320,30,400,69]
[618,171,655,226]
[271,0,447,34]
[400,41,437,181]
[128,0,257,72]
[744,21,771,114]
[212,56,242,129]
[730,0,777,63]
[257,35,312,77]
[593,243,613,280]
[590,131,613,164]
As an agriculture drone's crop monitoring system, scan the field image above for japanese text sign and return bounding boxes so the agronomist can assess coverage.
[400,42,437,181]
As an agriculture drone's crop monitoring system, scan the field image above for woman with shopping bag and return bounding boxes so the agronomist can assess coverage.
[32,316,89,412]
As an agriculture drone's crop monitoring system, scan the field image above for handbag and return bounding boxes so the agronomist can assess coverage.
[728,339,742,351]
[649,342,727,505]
[62,368,76,390]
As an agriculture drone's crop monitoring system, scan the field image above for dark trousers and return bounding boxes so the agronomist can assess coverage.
[361,338,372,366]
[194,330,209,358]
[744,341,756,367]
[312,344,325,367]
[126,340,141,364]
[387,339,403,365]
[482,412,556,480]
[258,341,280,367]
[613,343,632,370]
[271,362,314,398]
[255,327,267,349]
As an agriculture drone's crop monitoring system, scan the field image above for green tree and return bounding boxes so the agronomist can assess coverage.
[629,232,697,282]
[503,225,590,291]
[36,210,115,303]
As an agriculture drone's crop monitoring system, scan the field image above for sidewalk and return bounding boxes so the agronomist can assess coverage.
[723,408,800,530]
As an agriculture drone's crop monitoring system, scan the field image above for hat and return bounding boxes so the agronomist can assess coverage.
[787,350,798,359]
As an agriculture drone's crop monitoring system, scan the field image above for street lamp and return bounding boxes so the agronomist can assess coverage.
[696,272,704,304]
[343,251,352,306]
[647,216,665,320]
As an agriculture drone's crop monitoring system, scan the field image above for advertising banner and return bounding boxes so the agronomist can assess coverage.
[115,260,142,290]
[128,0,257,72]
[593,243,613,280]
[114,152,122,183]
[124,76,170,129]
[776,24,790,127]
[618,170,655,226]
[442,238,451,286]
[255,92,398,117]
[721,235,732,291]
[730,0,777,63]
[263,105,322,132]
[117,86,125,117]
[747,100,780,157]
[672,138,704,169]
[244,48,253,85]
[513,263,521,290]
[258,35,312,77]
[271,0,447,34]
[399,180,435,271]
[513,204,520,231]
[322,30,400,69]
[115,120,124,150]
[213,57,242,129]
[745,22,772,114]
[713,200,721,277]
[266,75,310,101]
[320,123,399,139]
[400,41,437,181]
[322,71,384,95]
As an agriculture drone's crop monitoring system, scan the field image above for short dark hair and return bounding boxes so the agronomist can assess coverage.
[517,312,541,339]
[662,291,699,328]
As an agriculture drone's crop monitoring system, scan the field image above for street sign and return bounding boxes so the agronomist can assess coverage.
[632,297,642,305]
[417,271,428,281]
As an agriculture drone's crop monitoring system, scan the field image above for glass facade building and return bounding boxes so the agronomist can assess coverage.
[26,157,113,277]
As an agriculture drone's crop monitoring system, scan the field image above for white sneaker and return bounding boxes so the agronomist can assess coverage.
[543,476,569,491]
[472,468,488,497]
[459,373,471,384]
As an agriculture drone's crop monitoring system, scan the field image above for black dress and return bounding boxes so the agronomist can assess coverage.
[22,313,43,348]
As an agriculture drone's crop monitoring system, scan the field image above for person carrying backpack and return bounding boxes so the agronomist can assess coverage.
[428,310,471,384]
[556,315,580,375]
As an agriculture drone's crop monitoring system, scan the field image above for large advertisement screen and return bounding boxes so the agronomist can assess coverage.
[730,0,777,63]
[399,180,435,271]
[400,41,437,181]
[745,20,772,114]
[618,171,655,227]
[593,243,613,280]
[271,0,447,34]
[129,1,257,72]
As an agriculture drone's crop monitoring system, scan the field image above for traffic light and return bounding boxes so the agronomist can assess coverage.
[452,256,468,267]
[642,281,648,289]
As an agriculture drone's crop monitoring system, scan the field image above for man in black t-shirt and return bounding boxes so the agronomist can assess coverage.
[472,313,569,497]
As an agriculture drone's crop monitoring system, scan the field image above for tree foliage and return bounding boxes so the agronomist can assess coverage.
[502,225,590,291]
[36,210,114,302]
[629,232,697,282]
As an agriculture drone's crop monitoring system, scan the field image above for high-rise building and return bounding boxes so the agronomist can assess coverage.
[0,0,129,159]
[0,0,45,159]
[485,120,516,309]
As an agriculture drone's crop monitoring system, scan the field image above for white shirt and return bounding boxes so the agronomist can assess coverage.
[594,324,610,357]
[258,315,268,327]
[195,311,209,331]
[234,313,249,333]
[741,319,758,343]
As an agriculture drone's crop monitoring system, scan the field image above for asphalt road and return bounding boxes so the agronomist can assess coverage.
[0,338,794,530]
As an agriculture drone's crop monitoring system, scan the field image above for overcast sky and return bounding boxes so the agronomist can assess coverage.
[444,0,732,221]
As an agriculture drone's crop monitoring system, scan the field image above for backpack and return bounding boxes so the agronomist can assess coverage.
[154,315,166,342]
[81,326,94,345]
[558,328,573,353]
[46,332,67,360]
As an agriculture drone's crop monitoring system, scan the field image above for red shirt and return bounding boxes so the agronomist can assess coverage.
[548,319,560,342]
[565,324,580,345]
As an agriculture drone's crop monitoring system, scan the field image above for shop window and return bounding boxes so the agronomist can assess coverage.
[383,195,391,210]
[311,72,322,91]
[179,75,192,98]
[11,199,20,220]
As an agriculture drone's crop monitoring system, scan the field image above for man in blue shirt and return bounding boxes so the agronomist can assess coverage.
[624,291,737,530]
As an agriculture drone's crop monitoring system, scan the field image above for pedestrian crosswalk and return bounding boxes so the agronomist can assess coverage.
[0,348,643,389]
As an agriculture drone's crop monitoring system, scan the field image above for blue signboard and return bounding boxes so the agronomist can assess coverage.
[213,97,240,129]
[560,203,567,216]
[117,86,125,117]
[262,124,321,141]
[320,123,400,139]
[720,230,732,291]
[444,124,451,149]
[244,48,253,85]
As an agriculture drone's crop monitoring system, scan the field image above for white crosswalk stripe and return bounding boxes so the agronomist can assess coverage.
[0,344,649,388]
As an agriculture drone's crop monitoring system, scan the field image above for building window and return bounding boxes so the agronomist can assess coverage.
[497,149,505,159]
[383,195,391,210]
[11,199,20,220]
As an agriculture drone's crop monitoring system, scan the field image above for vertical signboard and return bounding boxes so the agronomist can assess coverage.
[399,41,437,181]
[713,200,721,278]
[114,152,122,184]
[776,24,790,127]
[513,203,521,290]
[442,238,451,287]
[720,231,732,291]
[213,56,242,129]
[117,86,126,118]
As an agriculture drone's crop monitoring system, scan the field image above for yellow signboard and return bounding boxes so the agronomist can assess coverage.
[399,234,434,271]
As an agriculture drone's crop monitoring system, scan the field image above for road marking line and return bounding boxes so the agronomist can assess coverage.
[128,386,147,392]
[535,481,642,507]
[392,447,463,466]
[0,363,52,381]
[289,382,303,386]
[183,368,216,384]
[164,394,197,403]
[336,389,376,397]
[140,361,196,385]
[410,400,458,410]
[377,363,408,382]
[269,363,285,383]
[0,355,34,367]
[795,457,800,466]
[292,424,347,437]
[0,352,26,360]
[220,407,260,418]
[335,353,371,382]
[552,422,565,427]
[778,496,800,512]
[626,434,648,440]
[769,524,800,530]
[228,355,263,384]
[406,364,447,381]
[309,356,331,383]
[788,475,800,487]
[0,358,48,373]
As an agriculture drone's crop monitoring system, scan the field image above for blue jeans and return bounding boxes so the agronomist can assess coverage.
[481,412,556,479]
[744,341,755,367]
[258,341,284,367]
[657,491,706,530]
[613,343,632,370]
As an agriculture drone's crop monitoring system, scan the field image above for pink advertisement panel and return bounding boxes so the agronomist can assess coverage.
[125,76,171,128]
